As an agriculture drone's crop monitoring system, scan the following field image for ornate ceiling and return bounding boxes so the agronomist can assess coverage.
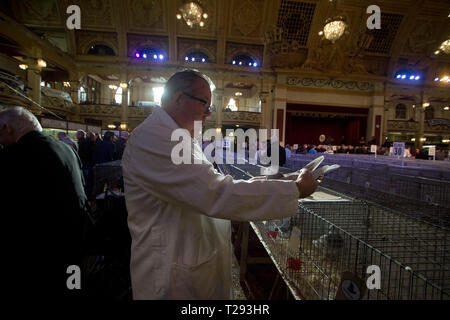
[0,0,449,82]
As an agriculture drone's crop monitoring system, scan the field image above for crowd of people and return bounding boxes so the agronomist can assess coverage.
[285,141,437,160]
[57,129,129,198]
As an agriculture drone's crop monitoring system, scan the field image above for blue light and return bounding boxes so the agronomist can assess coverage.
[192,57,195,62]
[409,75,414,80]
[253,62,257,67]
[401,75,406,79]
[159,54,164,60]
[239,61,242,65]
[396,74,401,79]
[232,60,236,65]
[185,57,188,61]
[202,58,205,62]
[143,54,147,59]
[415,76,420,80]
[249,62,252,66]
[135,53,140,58]
[153,54,157,59]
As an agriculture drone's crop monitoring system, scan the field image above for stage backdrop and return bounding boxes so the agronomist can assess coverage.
[285,104,368,146]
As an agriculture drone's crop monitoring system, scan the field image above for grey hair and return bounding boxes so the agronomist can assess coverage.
[161,69,214,104]
[0,107,42,138]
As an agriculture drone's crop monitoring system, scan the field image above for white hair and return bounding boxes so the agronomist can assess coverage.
[0,107,42,139]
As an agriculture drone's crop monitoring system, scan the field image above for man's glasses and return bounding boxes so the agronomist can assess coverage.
[182,92,212,113]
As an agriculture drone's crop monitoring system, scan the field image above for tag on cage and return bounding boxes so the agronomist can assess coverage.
[287,226,301,258]
[335,272,366,300]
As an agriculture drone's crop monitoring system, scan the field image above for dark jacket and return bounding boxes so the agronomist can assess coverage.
[0,131,88,298]
[77,137,94,168]
[93,139,116,164]
[115,137,127,160]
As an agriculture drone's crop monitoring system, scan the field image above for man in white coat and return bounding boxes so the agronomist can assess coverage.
[122,70,318,300]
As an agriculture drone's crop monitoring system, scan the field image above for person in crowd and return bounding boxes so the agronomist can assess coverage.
[77,130,95,199]
[93,130,116,164]
[58,131,78,152]
[266,137,287,167]
[115,131,129,160]
[359,136,366,146]
[0,107,88,298]
[411,148,420,158]
[285,144,291,159]
[339,136,347,145]
[367,136,376,146]
[404,146,412,158]
[121,70,318,300]
[308,145,317,154]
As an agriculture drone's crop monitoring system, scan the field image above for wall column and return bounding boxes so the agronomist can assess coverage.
[273,85,287,146]
[27,68,41,114]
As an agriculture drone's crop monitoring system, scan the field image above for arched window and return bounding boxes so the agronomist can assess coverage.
[87,44,115,56]
[79,87,86,103]
[184,51,209,63]
[231,54,258,67]
[395,103,406,119]
[225,98,238,111]
[115,87,123,104]
[134,47,166,61]
[425,106,434,120]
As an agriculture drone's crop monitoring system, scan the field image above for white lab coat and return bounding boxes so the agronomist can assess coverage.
[122,108,299,300]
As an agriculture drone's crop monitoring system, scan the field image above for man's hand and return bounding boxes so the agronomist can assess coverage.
[295,168,318,198]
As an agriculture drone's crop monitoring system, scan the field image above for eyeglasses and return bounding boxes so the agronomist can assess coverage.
[182,92,212,113]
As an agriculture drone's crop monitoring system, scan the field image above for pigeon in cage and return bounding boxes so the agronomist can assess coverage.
[312,226,344,256]
[275,217,293,239]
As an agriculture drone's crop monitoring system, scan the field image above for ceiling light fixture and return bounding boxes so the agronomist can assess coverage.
[19,64,28,70]
[37,59,47,68]
[439,39,450,54]
[177,1,207,28]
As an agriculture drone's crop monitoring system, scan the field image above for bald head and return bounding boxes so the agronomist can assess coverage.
[0,107,42,147]
[161,70,213,135]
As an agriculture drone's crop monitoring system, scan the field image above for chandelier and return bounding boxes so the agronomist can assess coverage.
[176,1,208,28]
[321,16,347,43]
[439,39,450,54]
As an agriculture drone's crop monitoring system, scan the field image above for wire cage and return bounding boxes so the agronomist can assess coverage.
[92,160,123,196]
[221,162,450,300]
[321,179,450,228]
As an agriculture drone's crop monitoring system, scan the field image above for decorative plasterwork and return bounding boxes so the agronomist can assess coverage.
[177,38,217,62]
[222,111,261,124]
[127,0,166,33]
[10,0,62,27]
[225,42,264,65]
[286,77,375,92]
[75,30,119,55]
[76,0,115,30]
[127,34,169,58]
[230,0,264,38]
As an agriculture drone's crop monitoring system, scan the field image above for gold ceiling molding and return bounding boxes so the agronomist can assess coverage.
[286,77,375,92]
[128,0,165,32]
[11,0,61,26]
[77,0,114,29]
[232,0,263,37]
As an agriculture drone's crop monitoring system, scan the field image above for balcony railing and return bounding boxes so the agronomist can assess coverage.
[207,110,262,126]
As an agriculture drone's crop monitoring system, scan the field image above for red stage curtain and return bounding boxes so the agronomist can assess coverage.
[285,115,366,146]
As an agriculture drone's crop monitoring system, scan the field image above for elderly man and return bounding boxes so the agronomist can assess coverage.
[0,107,88,298]
[122,70,318,300]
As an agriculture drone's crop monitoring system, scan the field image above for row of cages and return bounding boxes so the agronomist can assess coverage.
[287,154,450,176]
[284,156,450,209]
[219,163,450,300]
